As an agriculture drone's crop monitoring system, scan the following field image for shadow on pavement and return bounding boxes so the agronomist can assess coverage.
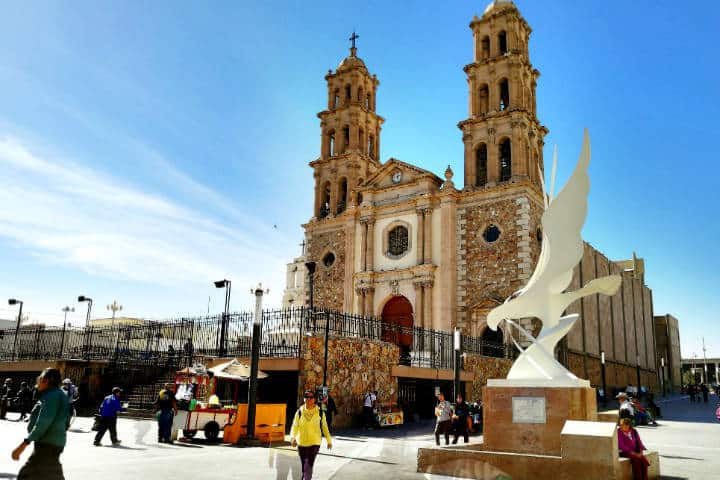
[0,474,17,479]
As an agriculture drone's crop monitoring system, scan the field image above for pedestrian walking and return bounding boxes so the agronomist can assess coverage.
[290,390,332,480]
[701,384,709,403]
[688,384,696,403]
[321,392,338,431]
[617,417,650,480]
[16,382,33,421]
[11,368,69,480]
[451,393,470,444]
[434,392,453,446]
[93,387,125,446]
[154,383,178,443]
[362,390,377,428]
[1,378,15,420]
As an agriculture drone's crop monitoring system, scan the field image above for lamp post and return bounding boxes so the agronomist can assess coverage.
[106,300,123,329]
[660,356,666,397]
[60,306,74,357]
[214,279,231,358]
[8,298,23,362]
[245,283,268,442]
[453,328,462,401]
[78,296,93,359]
[600,351,607,407]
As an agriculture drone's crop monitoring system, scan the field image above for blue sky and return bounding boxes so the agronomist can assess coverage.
[0,1,718,358]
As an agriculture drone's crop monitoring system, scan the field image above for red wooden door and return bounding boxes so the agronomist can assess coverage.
[381,296,413,348]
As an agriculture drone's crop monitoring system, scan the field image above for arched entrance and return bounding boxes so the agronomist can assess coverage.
[481,326,505,358]
[381,296,413,364]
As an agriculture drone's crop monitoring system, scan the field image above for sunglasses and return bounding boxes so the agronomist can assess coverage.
[304,395,315,399]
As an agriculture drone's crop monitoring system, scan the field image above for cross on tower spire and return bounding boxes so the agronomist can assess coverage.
[349,31,359,56]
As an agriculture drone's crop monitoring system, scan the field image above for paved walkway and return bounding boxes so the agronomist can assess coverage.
[0,395,717,479]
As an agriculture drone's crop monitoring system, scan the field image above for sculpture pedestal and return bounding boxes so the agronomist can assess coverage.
[482,380,597,456]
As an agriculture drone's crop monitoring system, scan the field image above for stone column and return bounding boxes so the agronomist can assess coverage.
[313,174,321,217]
[424,283,434,330]
[463,135,474,188]
[360,220,368,271]
[487,129,498,184]
[423,208,433,264]
[357,290,365,316]
[511,121,527,178]
[414,282,424,331]
[416,208,425,265]
[366,220,375,271]
[364,288,375,317]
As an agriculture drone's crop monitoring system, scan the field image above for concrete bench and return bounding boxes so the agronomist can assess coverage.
[619,450,659,480]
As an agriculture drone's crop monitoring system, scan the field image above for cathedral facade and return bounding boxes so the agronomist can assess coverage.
[284,0,660,386]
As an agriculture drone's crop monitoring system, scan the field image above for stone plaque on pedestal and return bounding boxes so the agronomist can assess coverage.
[482,381,597,456]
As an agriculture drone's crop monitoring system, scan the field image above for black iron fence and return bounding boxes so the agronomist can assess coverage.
[0,307,512,369]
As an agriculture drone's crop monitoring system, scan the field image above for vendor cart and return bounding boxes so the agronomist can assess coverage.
[376,402,404,427]
[172,359,267,441]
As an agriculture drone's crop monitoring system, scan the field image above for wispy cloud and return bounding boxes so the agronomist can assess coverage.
[0,136,290,294]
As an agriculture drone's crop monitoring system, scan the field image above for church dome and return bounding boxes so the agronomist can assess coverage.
[483,0,515,14]
[337,52,367,72]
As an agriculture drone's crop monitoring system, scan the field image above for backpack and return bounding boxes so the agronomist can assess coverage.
[296,407,325,435]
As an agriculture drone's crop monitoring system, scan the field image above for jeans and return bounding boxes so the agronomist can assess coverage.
[158,409,174,441]
[297,445,320,480]
[18,443,65,480]
[94,416,119,444]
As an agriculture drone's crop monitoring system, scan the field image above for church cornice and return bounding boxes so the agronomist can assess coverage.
[463,51,532,74]
[317,106,385,124]
[457,109,545,132]
[458,180,544,207]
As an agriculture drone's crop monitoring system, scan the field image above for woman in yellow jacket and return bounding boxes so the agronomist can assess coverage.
[290,390,333,480]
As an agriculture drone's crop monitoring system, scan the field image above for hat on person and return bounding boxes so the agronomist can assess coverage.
[303,390,315,398]
[616,392,628,399]
[63,378,72,384]
[112,387,123,394]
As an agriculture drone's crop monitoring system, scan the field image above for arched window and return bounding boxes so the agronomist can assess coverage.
[329,131,336,157]
[342,125,350,152]
[333,90,340,109]
[366,93,372,111]
[368,135,375,159]
[336,178,347,214]
[481,36,490,59]
[319,181,331,218]
[498,31,508,54]
[499,138,512,181]
[478,84,489,114]
[387,226,409,256]
[345,84,351,104]
[475,144,487,186]
[499,79,509,111]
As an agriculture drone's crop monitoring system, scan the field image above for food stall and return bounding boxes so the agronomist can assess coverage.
[171,359,268,441]
[376,402,404,427]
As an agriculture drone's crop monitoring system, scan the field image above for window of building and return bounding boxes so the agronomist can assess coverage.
[366,93,372,110]
[319,182,331,218]
[388,226,409,256]
[358,87,364,102]
[483,224,501,243]
[476,144,487,186]
[345,85,351,104]
[329,132,335,157]
[343,125,350,152]
[481,36,490,59]
[368,135,375,158]
[323,252,335,267]
[498,31,508,54]
[478,84,489,114]
[337,178,347,214]
[499,139,512,181]
[499,79,509,111]
[333,90,340,109]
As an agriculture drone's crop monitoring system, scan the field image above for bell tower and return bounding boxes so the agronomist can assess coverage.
[458,0,547,191]
[310,33,384,220]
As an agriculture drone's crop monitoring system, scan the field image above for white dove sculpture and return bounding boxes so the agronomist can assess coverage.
[486,130,621,385]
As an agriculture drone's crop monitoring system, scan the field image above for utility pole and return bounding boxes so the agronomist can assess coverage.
[702,337,708,384]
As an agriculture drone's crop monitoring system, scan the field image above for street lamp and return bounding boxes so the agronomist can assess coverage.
[78,296,93,359]
[59,306,74,357]
[8,298,24,362]
[214,279,231,357]
[453,328,462,401]
[660,356,666,397]
[600,351,607,407]
[245,283,268,443]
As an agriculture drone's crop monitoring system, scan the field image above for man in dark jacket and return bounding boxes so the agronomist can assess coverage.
[452,393,470,444]
[94,387,125,446]
[16,382,33,421]
[11,368,69,479]
[1,378,14,420]
[154,383,177,443]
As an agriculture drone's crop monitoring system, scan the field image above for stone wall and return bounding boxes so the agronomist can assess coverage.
[298,335,398,428]
[463,353,513,401]
[307,227,346,310]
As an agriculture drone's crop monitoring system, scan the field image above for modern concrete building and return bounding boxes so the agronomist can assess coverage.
[654,314,682,393]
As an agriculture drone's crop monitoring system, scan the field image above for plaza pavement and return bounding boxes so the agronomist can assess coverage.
[0,395,718,479]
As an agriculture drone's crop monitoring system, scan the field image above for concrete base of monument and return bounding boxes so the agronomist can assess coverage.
[416,441,660,480]
[417,381,661,479]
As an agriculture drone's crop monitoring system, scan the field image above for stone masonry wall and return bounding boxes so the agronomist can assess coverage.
[307,227,346,310]
[298,335,399,429]
[464,353,513,402]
